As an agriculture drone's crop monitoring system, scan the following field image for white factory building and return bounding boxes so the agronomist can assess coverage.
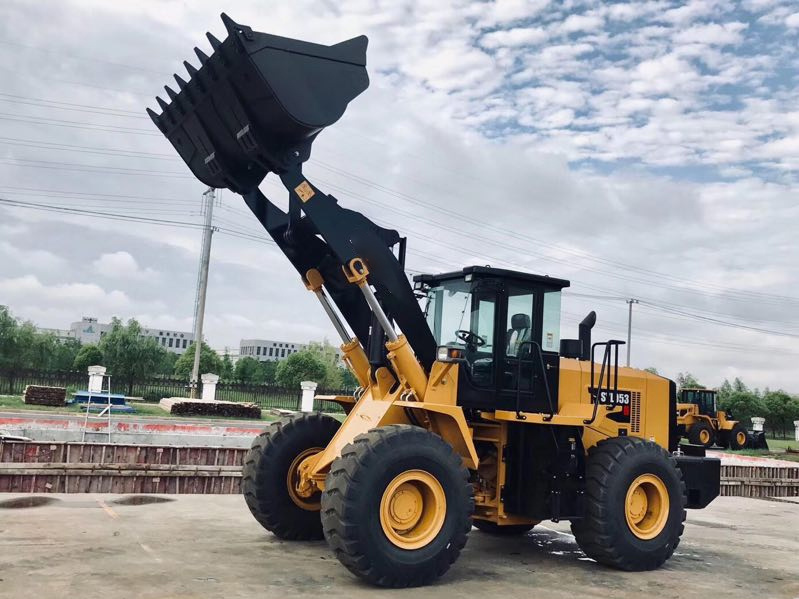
[69,317,194,354]
[239,339,306,361]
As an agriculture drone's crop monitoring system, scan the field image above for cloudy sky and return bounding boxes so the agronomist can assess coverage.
[1,0,797,390]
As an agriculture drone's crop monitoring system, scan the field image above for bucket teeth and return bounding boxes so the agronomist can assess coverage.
[146,107,160,124]
[206,32,222,50]
[174,73,187,89]
[194,47,209,65]
[164,85,178,100]
[156,96,169,111]
[184,60,198,77]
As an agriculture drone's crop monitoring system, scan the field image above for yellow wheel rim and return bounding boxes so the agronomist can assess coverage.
[380,469,446,550]
[625,474,669,540]
[736,431,747,446]
[286,447,322,511]
[699,429,710,445]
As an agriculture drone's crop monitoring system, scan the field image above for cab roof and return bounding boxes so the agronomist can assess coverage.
[413,265,570,290]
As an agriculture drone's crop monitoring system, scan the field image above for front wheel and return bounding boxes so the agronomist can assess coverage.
[242,412,340,540]
[728,424,749,450]
[321,425,474,588]
[571,437,686,571]
[688,421,714,448]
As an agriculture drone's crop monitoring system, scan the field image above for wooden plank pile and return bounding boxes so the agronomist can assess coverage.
[23,385,67,406]
[159,397,261,419]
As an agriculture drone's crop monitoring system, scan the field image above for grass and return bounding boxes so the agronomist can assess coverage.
[0,395,276,422]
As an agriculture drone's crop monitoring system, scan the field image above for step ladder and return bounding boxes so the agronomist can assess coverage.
[81,373,113,442]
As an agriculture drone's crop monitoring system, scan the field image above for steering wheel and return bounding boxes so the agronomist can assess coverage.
[455,329,486,349]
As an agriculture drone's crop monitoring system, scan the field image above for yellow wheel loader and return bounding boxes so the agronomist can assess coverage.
[148,14,721,588]
[676,388,749,450]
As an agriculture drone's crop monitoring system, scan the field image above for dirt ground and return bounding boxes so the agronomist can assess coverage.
[1,494,797,599]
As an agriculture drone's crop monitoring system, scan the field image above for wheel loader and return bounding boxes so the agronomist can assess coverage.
[147,14,721,588]
[676,388,749,449]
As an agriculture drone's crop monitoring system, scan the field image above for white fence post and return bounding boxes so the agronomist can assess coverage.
[751,417,765,432]
[794,420,799,442]
[300,380,318,413]
[201,373,219,402]
[87,365,106,393]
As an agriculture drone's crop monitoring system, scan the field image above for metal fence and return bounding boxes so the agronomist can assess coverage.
[0,369,351,412]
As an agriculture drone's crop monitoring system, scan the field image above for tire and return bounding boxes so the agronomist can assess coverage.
[242,412,340,540]
[728,424,749,450]
[321,424,474,588]
[473,520,535,535]
[571,437,686,571]
[688,421,714,448]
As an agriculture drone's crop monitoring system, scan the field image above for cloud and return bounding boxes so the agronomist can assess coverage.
[92,251,158,280]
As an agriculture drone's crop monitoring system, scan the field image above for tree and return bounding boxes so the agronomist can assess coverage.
[220,353,235,381]
[156,351,179,376]
[73,344,104,372]
[49,337,82,371]
[676,372,704,391]
[235,356,264,383]
[763,391,799,439]
[718,390,766,431]
[260,360,278,384]
[173,341,223,380]
[306,340,344,388]
[0,306,79,371]
[276,350,327,388]
[643,367,659,375]
[339,367,358,390]
[99,318,170,394]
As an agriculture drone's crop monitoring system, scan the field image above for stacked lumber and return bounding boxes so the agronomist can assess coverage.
[23,385,67,406]
[159,397,261,419]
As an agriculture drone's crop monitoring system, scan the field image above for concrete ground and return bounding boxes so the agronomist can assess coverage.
[1,495,797,599]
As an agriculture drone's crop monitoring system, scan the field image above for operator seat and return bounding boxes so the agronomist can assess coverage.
[506,313,531,357]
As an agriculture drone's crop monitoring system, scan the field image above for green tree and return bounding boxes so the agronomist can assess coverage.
[73,344,104,371]
[718,390,766,430]
[339,366,358,390]
[763,390,798,439]
[156,351,179,376]
[235,356,264,383]
[643,367,659,375]
[306,340,344,388]
[99,318,170,394]
[220,353,235,381]
[260,360,278,384]
[49,337,81,370]
[173,341,223,380]
[676,372,704,391]
[276,350,327,388]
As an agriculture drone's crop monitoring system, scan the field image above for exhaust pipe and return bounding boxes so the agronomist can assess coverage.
[579,311,596,361]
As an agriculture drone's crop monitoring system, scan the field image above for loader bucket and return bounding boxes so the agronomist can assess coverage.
[147,13,369,193]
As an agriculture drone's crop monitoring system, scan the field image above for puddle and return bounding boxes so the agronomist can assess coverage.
[111,495,174,506]
[0,496,60,509]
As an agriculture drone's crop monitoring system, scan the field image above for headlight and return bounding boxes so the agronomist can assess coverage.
[437,346,463,362]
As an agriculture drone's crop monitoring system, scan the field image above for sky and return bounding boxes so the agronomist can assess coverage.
[0,0,797,391]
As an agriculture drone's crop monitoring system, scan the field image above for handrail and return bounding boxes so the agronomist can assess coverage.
[584,340,625,425]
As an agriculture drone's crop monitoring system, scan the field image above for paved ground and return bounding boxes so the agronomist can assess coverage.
[1,494,797,599]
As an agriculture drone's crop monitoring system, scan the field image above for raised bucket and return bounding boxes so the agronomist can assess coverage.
[147,13,369,192]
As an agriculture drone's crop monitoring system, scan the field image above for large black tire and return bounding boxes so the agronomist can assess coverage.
[242,412,340,540]
[688,421,715,448]
[571,437,686,571]
[473,520,535,535]
[321,425,474,588]
[728,424,749,450]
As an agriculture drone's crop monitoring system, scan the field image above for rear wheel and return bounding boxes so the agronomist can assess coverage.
[321,425,474,588]
[571,437,686,571]
[688,422,714,448]
[242,412,340,540]
[473,520,535,535]
[728,424,749,450]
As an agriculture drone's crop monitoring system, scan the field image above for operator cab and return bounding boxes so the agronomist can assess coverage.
[414,266,569,414]
[681,388,717,417]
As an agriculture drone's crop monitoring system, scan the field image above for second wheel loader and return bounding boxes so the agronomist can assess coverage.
[148,14,721,588]
[676,388,749,450]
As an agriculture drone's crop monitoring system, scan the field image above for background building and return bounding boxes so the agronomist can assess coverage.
[69,317,194,354]
[240,339,305,362]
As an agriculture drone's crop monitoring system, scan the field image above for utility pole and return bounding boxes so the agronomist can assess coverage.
[190,187,216,398]
[626,298,639,367]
